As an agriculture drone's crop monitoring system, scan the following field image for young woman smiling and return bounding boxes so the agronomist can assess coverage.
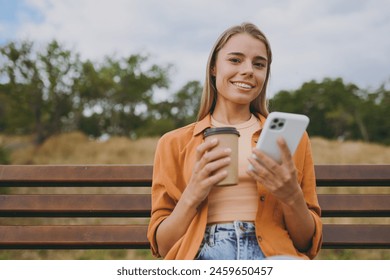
[147,22,322,260]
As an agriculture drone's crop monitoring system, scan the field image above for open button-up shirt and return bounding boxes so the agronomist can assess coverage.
[147,114,322,259]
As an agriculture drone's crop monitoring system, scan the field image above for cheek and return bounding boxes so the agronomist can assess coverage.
[256,72,267,86]
[215,73,230,90]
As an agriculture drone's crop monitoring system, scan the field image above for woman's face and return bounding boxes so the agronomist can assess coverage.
[212,33,268,107]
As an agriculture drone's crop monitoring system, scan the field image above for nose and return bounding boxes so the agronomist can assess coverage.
[240,60,254,76]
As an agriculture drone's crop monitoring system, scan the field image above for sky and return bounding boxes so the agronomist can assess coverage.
[1,0,390,99]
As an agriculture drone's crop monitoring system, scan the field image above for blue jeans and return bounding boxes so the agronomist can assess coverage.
[195,221,266,260]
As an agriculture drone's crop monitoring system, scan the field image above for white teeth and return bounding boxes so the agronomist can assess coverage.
[233,82,253,89]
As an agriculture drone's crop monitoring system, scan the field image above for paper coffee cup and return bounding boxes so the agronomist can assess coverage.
[203,127,240,186]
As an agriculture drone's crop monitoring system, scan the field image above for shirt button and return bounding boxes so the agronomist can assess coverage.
[260,195,266,201]
[257,236,263,242]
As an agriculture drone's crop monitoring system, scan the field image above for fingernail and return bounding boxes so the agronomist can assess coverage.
[224,148,232,153]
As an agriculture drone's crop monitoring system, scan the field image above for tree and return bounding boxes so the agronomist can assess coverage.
[74,54,171,138]
[0,41,38,135]
[143,80,203,136]
[359,83,390,144]
[0,40,82,144]
[170,80,202,127]
[1,40,172,140]
[269,78,377,142]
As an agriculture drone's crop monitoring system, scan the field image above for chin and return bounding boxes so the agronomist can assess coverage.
[232,94,256,104]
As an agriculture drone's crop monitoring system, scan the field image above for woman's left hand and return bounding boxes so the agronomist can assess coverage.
[247,137,302,206]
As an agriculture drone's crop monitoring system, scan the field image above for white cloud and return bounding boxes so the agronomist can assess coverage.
[4,0,390,97]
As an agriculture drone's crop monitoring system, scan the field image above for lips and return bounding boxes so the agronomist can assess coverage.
[231,81,255,89]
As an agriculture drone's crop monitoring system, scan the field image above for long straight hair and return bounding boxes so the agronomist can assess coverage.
[197,23,273,121]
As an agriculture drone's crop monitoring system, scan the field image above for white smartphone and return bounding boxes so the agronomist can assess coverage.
[250,112,309,166]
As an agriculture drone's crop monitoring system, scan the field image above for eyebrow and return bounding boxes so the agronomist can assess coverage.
[227,52,268,62]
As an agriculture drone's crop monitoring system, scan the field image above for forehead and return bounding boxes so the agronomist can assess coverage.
[219,33,267,58]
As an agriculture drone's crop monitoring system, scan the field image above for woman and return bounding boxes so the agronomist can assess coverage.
[147,22,322,260]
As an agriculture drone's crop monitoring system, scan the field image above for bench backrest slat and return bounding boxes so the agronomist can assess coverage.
[315,165,390,186]
[1,165,389,186]
[1,194,389,217]
[0,194,151,217]
[0,165,153,187]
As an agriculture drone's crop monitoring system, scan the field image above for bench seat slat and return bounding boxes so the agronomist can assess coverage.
[0,224,389,249]
[323,224,390,249]
[0,225,149,249]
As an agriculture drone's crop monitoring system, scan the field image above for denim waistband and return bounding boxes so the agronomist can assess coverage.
[205,221,256,247]
[206,221,256,232]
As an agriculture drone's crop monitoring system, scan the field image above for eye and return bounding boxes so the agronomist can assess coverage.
[253,62,266,69]
[228,57,241,64]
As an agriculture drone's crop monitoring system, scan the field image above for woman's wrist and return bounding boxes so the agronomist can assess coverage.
[282,187,305,210]
[180,187,201,214]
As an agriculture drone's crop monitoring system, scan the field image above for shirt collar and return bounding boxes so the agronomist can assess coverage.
[193,113,267,136]
[193,114,212,136]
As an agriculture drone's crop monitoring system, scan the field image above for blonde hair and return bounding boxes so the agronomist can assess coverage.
[197,22,272,121]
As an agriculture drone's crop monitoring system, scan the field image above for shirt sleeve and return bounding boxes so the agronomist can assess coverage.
[146,134,180,258]
[298,133,323,259]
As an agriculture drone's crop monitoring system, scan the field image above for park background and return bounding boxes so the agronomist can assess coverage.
[0,0,389,260]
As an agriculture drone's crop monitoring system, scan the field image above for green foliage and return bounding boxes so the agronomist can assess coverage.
[0,146,10,164]
[1,40,389,144]
[269,78,389,144]
[146,80,202,135]
[0,40,82,143]
[0,146,10,194]
[73,54,172,138]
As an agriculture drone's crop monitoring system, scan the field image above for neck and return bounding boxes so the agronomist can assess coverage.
[212,103,251,125]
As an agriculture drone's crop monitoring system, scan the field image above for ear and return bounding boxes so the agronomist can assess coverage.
[210,66,216,77]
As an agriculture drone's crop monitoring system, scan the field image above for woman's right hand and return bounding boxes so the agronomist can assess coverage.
[155,138,231,257]
[185,138,232,208]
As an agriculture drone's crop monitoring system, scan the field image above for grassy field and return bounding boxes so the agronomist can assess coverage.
[2,131,390,165]
[0,132,389,260]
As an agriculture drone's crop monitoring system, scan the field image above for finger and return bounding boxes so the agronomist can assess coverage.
[247,156,269,180]
[196,138,218,161]
[251,148,279,172]
[248,157,284,193]
[203,169,228,187]
[198,146,231,173]
[247,162,276,189]
[247,167,262,183]
[200,156,231,178]
[277,137,294,168]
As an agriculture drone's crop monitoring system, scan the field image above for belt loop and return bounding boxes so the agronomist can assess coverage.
[208,224,216,247]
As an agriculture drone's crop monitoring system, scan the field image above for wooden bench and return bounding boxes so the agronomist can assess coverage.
[0,164,389,256]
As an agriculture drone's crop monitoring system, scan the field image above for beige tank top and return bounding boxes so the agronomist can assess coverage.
[207,114,261,224]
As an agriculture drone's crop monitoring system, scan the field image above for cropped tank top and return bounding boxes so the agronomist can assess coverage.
[207,114,261,224]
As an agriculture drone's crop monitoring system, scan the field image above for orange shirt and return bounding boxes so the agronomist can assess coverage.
[147,114,322,260]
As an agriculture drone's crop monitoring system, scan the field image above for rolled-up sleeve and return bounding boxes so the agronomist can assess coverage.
[147,134,180,257]
[299,133,323,258]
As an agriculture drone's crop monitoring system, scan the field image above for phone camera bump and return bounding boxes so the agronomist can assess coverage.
[270,118,285,130]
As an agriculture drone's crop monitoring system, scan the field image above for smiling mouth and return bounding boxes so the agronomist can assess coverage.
[232,82,254,89]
